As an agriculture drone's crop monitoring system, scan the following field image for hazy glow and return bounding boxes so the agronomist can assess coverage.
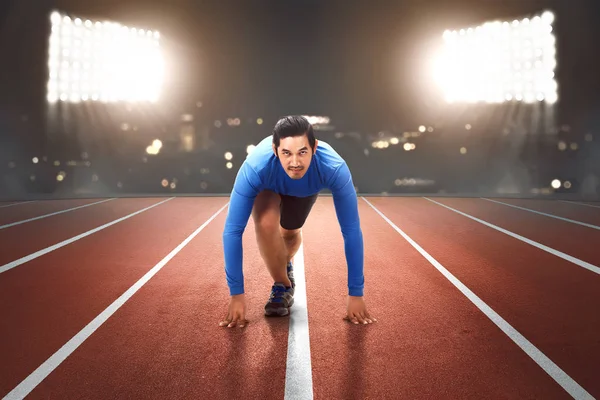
[433,11,557,104]
[47,10,164,103]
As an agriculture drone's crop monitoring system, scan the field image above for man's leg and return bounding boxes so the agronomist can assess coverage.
[278,192,318,286]
[253,191,318,317]
[252,190,292,287]
[280,227,302,263]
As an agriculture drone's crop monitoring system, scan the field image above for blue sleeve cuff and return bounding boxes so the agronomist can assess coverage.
[229,286,245,296]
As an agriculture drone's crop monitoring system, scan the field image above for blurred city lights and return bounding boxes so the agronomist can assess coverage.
[558,141,567,151]
[302,116,330,125]
[146,139,162,155]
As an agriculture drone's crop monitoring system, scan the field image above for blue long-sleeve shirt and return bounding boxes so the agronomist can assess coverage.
[222,135,365,297]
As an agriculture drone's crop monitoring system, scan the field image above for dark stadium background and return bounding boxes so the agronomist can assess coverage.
[1,0,599,200]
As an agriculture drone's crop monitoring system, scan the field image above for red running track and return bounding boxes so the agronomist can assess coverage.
[0,196,598,399]
[0,199,110,227]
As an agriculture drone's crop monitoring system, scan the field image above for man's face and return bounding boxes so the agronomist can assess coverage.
[273,134,318,179]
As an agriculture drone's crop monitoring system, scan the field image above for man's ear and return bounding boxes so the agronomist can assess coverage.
[314,139,319,153]
[272,143,278,157]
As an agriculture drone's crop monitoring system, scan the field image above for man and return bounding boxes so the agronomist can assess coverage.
[219,115,376,328]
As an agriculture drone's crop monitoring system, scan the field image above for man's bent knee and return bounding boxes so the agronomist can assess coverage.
[252,191,281,234]
[280,227,301,239]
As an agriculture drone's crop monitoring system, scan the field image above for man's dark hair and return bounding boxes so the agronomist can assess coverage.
[272,115,316,152]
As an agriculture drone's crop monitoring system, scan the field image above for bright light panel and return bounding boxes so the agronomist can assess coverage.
[433,11,557,104]
[47,10,164,104]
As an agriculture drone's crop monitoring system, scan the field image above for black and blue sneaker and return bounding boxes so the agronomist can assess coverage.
[264,282,294,317]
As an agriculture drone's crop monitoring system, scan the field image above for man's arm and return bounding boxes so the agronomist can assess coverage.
[329,162,365,297]
[222,162,262,296]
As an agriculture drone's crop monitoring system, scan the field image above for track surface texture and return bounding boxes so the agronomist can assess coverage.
[0,196,598,400]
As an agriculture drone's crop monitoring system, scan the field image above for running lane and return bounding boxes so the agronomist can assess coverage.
[301,197,570,399]
[565,201,600,208]
[484,198,600,227]
[366,196,600,397]
[0,201,35,209]
[20,202,290,400]
[0,197,167,266]
[0,198,108,226]
[431,197,600,267]
[0,197,229,398]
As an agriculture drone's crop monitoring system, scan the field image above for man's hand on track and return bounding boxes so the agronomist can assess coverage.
[219,294,248,328]
[344,295,377,325]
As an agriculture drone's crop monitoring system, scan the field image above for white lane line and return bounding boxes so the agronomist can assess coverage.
[0,199,116,230]
[361,197,594,400]
[0,198,174,275]
[285,236,314,400]
[559,200,600,209]
[0,201,36,209]
[422,197,600,276]
[481,198,600,231]
[2,201,229,400]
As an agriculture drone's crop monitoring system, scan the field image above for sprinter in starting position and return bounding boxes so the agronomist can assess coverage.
[219,115,376,328]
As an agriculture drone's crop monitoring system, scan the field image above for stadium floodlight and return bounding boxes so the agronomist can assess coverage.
[432,10,557,104]
[47,10,164,104]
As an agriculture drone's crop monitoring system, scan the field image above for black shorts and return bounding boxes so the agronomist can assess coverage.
[279,193,319,230]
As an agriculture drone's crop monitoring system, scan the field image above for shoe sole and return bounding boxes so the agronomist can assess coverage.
[264,297,294,317]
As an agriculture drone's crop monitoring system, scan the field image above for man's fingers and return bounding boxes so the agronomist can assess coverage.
[220,299,249,328]
[231,318,249,328]
[235,313,248,328]
[220,318,249,328]
[365,313,377,323]
[227,311,248,328]
[344,313,360,325]
[228,314,240,328]
[219,313,232,327]
[360,312,374,324]
[344,312,377,325]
